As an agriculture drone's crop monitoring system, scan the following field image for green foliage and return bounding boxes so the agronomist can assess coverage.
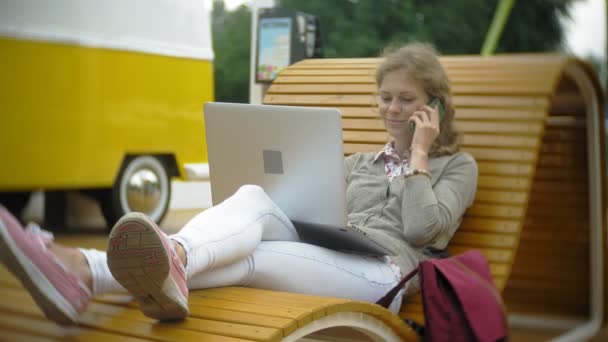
[212,0,251,103]
[277,0,573,56]
[211,0,574,102]
[498,0,571,53]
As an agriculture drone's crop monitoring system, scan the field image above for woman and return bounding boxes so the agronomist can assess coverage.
[0,42,477,325]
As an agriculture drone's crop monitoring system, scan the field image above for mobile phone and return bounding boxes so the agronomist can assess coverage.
[410,97,445,130]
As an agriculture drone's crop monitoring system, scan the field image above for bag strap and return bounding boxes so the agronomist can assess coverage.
[375,247,449,309]
[375,266,419,308]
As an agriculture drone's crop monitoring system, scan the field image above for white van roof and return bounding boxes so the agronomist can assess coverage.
[0,0,214,61]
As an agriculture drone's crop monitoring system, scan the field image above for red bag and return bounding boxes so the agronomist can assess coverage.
[376,250,508,342]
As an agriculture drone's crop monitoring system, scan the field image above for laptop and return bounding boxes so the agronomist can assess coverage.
[204,102,392,255]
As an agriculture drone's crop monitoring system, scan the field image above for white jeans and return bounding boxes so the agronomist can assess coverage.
[83,185,404,314]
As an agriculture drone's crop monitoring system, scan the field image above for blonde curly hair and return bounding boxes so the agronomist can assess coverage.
[376,42,460,156]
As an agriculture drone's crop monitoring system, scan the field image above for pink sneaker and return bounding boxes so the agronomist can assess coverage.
[0,206,91,325]
[107,212,189,320]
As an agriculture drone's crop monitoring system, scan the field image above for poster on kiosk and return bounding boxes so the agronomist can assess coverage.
[255,8,322,83]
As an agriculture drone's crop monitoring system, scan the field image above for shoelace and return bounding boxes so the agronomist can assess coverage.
[25,222,55,246]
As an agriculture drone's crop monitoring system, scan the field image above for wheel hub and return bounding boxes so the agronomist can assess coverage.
[125,168,162,214]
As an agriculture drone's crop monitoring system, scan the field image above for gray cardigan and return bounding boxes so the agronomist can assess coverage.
[345,151,478,293]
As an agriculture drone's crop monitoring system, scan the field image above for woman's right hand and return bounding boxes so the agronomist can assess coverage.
[408,103,440,156]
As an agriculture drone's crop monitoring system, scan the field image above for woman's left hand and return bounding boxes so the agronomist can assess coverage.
[408,103,441,155]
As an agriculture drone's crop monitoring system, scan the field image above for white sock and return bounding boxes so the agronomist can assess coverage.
[79,248,126,295]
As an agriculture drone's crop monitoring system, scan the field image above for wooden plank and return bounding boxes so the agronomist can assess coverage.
[512,241,589,258]
[536,154,586,168]
[534,167,588,181]
[522,220,588,232]
[525,206,588,219]
[510,262,589,280]
[293,58,381,64]
[268,83,376,94]
[447,246,514,263]
[86,301,283,342]
[549,93,587,115]
[530,180,588,194]
[334,106,548,121]
[506,278,589,294]
[474,189,528,204]
[273,75,375,84]
[461,147,537,162]
[452,83,551,94]
[462,134,540,148]
[198,287,344,310]
[0,329,55,342]
[344,143,383,154]
[527,193,588,206]
[454,121,544,135]
[265,93,550,109]
[455,107,546,121]
[542,127,586,141]
[188,305,296,332]
[504,292,588,312]
[539,141,586,154]
[294,56,563,72]
[477,162,534,177]
[459,217,521,234]
[452,96,549,108]
[268,80,552,95]
[520,230,589,243]
[290,62,379,68]
[341,120,545,137]
[477,175,531,191]
[188,296,311,321]
[490,263,511,277]
[505,302,587,318]
[338,106,381,118]
[342,130,387,143]
[466,204,526,219]
[342,118,384,131]
[280,69,376,76]
[0,287,265,342]
[451,232,519,248]
[279,66,553,81]
[0,313,148,342]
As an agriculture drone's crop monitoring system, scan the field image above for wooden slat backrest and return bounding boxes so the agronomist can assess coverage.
[263,54,603,322]
[502,65,606,319]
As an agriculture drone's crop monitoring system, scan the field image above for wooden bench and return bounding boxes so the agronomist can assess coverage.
[262,55,606,338]
[0,54,604,341]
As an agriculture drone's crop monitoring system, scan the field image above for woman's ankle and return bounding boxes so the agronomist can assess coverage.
[172,241,187,268]
[48,243,93,292]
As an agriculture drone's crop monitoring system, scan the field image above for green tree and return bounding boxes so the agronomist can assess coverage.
[211,0,574,102]
[277,0,572,56]
[498,0,570,53]
[212,0,251,103]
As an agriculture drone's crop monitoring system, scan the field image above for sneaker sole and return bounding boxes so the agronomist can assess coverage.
[0,221,78,325]
[107,213,188,320]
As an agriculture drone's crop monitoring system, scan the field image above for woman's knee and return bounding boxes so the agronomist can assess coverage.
[237,184,265,196]
[234,185,270,202]
[233,185,275,210]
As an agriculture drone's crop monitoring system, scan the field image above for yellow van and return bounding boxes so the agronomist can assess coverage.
[0,0,214,226]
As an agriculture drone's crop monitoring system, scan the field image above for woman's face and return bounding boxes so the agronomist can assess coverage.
[377,69,429,140]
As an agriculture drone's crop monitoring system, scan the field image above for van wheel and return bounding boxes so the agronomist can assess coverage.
[101,156,171,228]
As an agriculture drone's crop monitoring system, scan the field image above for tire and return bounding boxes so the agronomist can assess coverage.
[101,156,171,228]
